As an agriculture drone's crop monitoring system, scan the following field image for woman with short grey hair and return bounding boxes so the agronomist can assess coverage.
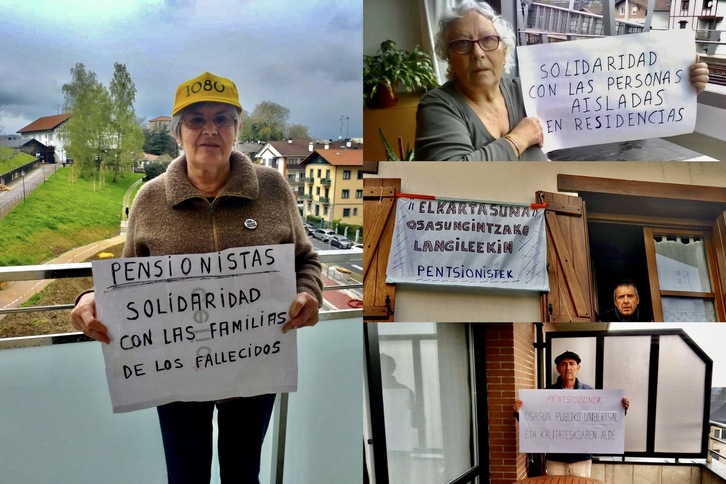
[433,0,517,79]
[415,0,546,161]
[415,0,710,161]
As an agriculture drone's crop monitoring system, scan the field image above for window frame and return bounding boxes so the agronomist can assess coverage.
[364,323,489,484]
[550,174,726,322]
[643,227,723,321]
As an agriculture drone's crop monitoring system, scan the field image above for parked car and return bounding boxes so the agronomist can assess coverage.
[303,223,316,235]
[312,228,336,241]
[329,235,353,249]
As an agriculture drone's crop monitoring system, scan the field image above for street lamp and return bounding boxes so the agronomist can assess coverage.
[20,170,26,203]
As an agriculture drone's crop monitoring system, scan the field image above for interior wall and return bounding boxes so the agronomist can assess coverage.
[364,0,423,55]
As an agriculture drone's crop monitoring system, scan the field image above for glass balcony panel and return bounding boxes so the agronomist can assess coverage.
[603,335,652,452]
[655,335,706,453]
[0,319,362,483]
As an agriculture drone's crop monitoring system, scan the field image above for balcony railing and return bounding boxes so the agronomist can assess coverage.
[0,251,362,483]
[319,197,330,204]
[0,250,362,321]
[525,2,644,43]
[320,178,331,186]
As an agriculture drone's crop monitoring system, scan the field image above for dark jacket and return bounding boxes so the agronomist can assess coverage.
[598,306,646,322]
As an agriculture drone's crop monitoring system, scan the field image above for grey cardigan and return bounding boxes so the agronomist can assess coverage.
[414,78,548,161]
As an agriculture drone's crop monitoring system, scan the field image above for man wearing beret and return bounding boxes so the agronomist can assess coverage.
[514,350,630,477]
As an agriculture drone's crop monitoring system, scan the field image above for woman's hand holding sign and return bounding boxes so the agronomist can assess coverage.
[283,292,320,334]
[690,58,710,94]
[70,291,110,344]
[508,116,544,156]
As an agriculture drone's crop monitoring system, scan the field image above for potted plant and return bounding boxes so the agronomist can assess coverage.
[363,40,439,109]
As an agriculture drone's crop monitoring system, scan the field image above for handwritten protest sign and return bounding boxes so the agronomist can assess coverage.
[92,244,297,413]
[517,30,697,152]
[386,197,548,291]
[518,389,626,454]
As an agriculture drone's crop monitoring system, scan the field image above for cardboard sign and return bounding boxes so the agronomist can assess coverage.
[518,389,626,454]
[517,30,697,152]
[386,197,549,291]
[92,244,297,413]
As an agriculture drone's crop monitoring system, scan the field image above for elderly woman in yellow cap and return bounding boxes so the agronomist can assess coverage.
[70,72,322,483]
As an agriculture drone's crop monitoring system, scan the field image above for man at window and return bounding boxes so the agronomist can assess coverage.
[514,351,630,477]
[598,280,648,322]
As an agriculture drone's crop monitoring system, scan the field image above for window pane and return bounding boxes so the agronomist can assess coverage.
[378,323,473,484]
[654,236,711,292]
[661,297,716,322]
[655,335,706,452]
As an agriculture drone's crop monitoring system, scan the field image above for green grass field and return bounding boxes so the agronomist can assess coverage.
[0,151,35,176]
[0,167,144,266]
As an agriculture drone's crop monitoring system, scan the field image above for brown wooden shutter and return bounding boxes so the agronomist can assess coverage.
[363,178,401,322]
[712,210,726,320]
[537,190,595,322]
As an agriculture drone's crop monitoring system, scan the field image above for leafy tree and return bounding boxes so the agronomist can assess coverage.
[287,123,311,140]
[0,145,13,162]
[239,101,289,142]
[143,126,178,157]
[62,63,112,178]
[144,160,169,181]
[108,63,144,182]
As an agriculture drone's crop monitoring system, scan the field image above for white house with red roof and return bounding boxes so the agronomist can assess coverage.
[148,116,171,131]
[17,113,72,163]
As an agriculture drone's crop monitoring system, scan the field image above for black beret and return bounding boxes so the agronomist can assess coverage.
[555,350,581,365]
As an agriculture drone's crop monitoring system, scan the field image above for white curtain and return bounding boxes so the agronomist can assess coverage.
[654,236,711,292]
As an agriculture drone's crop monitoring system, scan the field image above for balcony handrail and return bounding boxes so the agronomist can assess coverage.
[0,250,363,321]
[530,2,601,18]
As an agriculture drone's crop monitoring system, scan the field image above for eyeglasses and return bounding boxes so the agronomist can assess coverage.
[181,114,237,129]
[448,35,501,55]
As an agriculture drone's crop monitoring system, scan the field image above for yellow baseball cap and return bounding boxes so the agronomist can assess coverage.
[172,71,242,115]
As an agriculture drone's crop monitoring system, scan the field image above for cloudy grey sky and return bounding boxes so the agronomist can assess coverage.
[0,0,362,140]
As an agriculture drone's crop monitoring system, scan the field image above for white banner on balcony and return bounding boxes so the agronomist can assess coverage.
[517,30,697,152]
[385,197,549,291]
[92,244,297,413]
[518,389,626,454]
